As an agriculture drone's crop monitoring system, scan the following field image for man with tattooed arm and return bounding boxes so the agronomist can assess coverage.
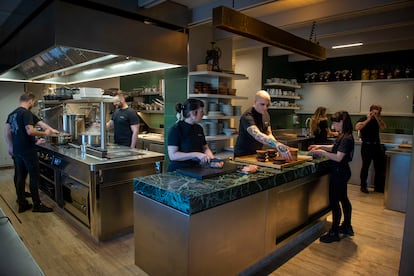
[234,90,291,160]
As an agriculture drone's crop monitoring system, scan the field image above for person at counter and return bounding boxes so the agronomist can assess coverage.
[106,91,140,148]
[309,111,355,243]
[167,98,214,172]
[4,93,59,213]
[310,106,337,144]
[234,90,291,159]
[355,104,387,193]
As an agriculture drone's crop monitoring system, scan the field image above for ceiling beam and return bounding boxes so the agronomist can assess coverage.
[212,5,326,60]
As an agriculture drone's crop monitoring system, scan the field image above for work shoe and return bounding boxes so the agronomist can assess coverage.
[320,230,340,243]
[339,224,355,236]
[32,204,53,213]
[18,203,33,213]
[360,187,369,194]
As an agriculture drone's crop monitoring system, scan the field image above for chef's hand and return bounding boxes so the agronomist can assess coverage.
[195,152,211,164]
[276,143,292,161]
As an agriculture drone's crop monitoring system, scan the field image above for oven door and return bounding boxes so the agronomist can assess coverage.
[61,176,90,227]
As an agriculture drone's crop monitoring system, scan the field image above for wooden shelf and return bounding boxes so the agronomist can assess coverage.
[137,110,164,114]
[189,71,248,80]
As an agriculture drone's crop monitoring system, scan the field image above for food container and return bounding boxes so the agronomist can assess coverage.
[48,133,72,145]
[80,133,101,146]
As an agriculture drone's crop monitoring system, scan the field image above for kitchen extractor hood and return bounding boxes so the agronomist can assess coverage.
[0,0,187,84]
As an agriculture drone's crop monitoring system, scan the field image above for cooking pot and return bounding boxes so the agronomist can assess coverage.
[61,114,85,140]
[80,133,101,146]
[49,133,72,145]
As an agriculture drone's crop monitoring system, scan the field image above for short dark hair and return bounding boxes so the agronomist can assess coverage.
[20,93,35,102]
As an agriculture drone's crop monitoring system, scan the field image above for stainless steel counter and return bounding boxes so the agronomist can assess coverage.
[37,143,164,241]
[385,147,412,212]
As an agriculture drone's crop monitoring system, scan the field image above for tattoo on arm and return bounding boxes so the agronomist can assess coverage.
[247,126,277,147]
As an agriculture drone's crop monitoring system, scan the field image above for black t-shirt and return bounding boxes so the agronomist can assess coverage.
[167,120,207,172]
[329,133,354,168]
[234,107,271,157]
[112,107,140,147]
[357,116,380,143]
[6,107,40,156]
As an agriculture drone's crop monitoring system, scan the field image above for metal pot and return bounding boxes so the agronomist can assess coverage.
[80,133,101,146]
[61,114,85,140]
[49,133,72,145]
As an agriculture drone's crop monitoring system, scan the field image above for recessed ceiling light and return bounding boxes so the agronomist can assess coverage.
[332,43,363,49]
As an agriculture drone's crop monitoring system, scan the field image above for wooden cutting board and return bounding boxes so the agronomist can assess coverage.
[235,154,312,169]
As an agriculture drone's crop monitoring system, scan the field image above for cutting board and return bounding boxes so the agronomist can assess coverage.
[176,162,239,180]
[235,154,312,169]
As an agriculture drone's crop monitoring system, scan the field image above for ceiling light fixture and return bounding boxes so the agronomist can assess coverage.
[110,61,139,69]
[332,43,363,49]
[83,68,104,75]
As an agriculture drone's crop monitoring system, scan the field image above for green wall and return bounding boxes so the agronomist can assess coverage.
[120,66,188,168]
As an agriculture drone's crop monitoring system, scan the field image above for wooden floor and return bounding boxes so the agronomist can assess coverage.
[0,168,405,276]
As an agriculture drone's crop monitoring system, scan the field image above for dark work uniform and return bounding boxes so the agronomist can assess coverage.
[328,133,354,233]
[167,120,207,172]
[313,119,329,144]
[234,107,271,157]
[6,107,43,206]
[357,116,385,192]
[112,107,140,147]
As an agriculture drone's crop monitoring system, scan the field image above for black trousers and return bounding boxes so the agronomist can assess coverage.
[360,143,385,192]
[13,152,42,206]
[329,165,352,232]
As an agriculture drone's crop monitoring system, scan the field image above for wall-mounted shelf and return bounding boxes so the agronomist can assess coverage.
[189,71,248,80]
[138,110,164,114]
[268,106,301,110]
[264,82,301,89]
[189,93,248,100]
[270,95,301,100]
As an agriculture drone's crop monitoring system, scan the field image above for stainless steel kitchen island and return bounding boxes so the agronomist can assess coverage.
[133,157,331,276]
[37,143,164,241]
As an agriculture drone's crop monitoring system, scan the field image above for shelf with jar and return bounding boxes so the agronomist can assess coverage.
[188,70,247,150]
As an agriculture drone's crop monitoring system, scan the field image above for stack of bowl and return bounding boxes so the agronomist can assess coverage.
[256,150,267,162]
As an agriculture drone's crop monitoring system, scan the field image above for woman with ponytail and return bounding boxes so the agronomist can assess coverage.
[167,98,214,172]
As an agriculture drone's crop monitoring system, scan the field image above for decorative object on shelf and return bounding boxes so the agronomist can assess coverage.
[205,42,221,72]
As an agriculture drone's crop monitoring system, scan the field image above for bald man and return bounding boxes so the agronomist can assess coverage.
[234,90,291,159]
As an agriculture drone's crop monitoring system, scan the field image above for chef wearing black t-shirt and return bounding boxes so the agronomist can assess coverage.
[234,90,291,159]
[167,99,214,172]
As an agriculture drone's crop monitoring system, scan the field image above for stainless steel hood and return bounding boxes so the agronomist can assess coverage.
[0,0,188,84]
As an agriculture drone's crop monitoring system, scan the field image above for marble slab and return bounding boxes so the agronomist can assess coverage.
[134,157,330,215]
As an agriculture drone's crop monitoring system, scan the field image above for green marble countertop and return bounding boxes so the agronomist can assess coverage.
[134,157,330,215]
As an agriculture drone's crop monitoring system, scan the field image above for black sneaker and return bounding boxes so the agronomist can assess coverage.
[338,224,354,236]
[320,230,340,243]
[360,187,369,194]
[18,203,33,213]
[32,204,53,213]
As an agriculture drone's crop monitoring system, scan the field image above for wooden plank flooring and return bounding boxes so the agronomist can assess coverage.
[0,168,405,275]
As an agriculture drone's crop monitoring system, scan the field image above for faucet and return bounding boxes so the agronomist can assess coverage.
[305,117,312,137]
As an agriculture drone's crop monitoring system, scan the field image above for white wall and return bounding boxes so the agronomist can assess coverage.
[234,48,263,114]
[0,82,25,167]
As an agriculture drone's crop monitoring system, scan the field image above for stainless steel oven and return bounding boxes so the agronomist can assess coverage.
[61,175,90,227]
